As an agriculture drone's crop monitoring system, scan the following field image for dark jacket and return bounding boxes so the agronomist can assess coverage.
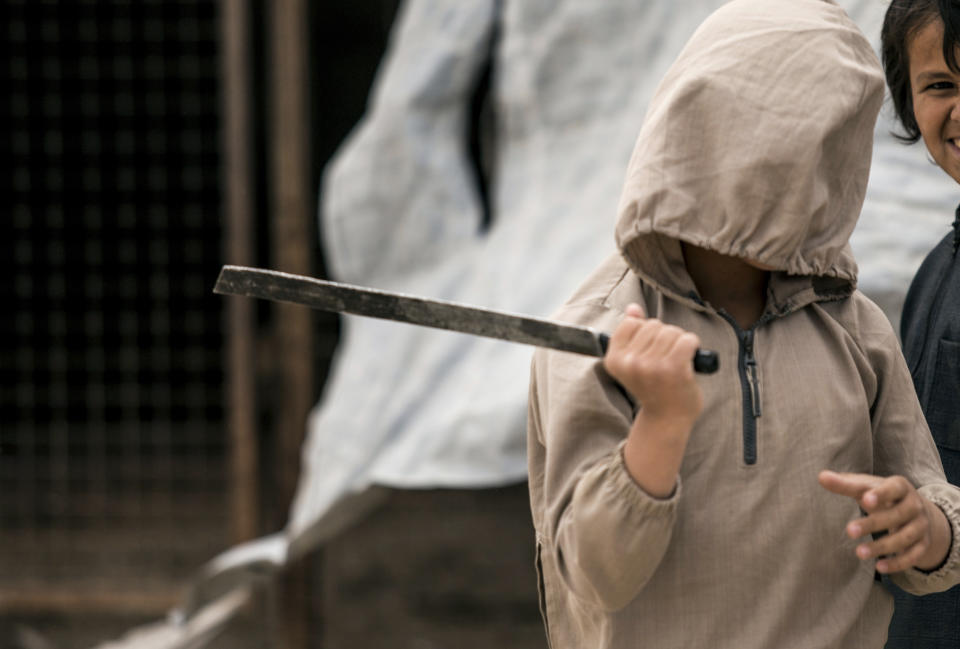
[887,213,960,649]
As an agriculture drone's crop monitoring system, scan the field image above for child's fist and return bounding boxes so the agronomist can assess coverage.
[602,303,704,426]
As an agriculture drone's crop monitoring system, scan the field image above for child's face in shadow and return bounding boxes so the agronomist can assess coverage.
[909,17,960,185]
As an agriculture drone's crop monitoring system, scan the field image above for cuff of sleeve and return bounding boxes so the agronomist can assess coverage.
[560,440,681,610]
[612,439,682,512]
[921,486,960,578]
[896,483,960,593]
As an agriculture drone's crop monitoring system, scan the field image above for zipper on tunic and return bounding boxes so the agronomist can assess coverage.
[741,329,761,464]
[718,313,763,465]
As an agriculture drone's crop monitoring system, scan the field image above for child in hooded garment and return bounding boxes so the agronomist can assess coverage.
[526,1,960,648]
[879,1,960,647]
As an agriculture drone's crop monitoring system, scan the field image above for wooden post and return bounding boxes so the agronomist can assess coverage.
[219,0,258,544]
[269,0,316,647]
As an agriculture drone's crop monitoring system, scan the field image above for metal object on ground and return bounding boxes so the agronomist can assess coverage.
[213,265,719,374]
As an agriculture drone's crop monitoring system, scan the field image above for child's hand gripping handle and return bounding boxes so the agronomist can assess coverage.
[597,333,719,374]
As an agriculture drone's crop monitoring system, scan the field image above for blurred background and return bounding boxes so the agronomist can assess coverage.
[0,0,487,646]
[3,1,956,648]
[2,0,550,646]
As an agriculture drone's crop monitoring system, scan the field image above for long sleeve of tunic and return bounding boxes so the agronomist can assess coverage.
[528,339,680,612]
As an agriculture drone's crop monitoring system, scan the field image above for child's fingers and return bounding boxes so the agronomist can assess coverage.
[860,475,911,510]
[822,472,934,573]
[644,326,702,376]
[817,471,908,513]
[668,331,702,365]
[611,305,692,363]
[817,470,881,501]
[845,483,921,538]
[609,304,648,346]
[604,309,701,401]
[856,516,926,566]
[633,323,698,372]
[863,518,930,574]
[876,544,927,574]
[606,311,646,353]
[627,322,660,360]
[603,309,656,377]
[608,305,661,359]
[625,303,645,319]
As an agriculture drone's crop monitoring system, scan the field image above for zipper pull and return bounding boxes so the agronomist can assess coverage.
[743,331,761,418]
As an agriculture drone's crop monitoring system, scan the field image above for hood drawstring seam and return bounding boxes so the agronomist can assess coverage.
[953,203,960,256]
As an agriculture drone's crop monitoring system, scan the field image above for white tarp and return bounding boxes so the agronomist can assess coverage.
[99,1,960,639]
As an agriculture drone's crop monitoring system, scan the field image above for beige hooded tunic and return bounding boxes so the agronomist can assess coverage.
[526,1,960,648]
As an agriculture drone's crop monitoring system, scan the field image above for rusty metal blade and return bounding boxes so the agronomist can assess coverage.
[213,265,719,373]
[214,265,607,356]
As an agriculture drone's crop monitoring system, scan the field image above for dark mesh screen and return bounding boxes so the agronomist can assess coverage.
[1,0,229,596]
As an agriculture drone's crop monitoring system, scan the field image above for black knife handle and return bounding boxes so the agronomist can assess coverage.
[692,349,720,374]
[597,333,719,374]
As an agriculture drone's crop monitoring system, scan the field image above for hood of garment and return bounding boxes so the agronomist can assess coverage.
[615,0,884,297]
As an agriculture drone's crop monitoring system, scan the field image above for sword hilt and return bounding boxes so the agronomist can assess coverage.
[597,333,719,374]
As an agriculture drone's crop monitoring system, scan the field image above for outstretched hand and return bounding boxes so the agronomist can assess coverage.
[818,470,951,574]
